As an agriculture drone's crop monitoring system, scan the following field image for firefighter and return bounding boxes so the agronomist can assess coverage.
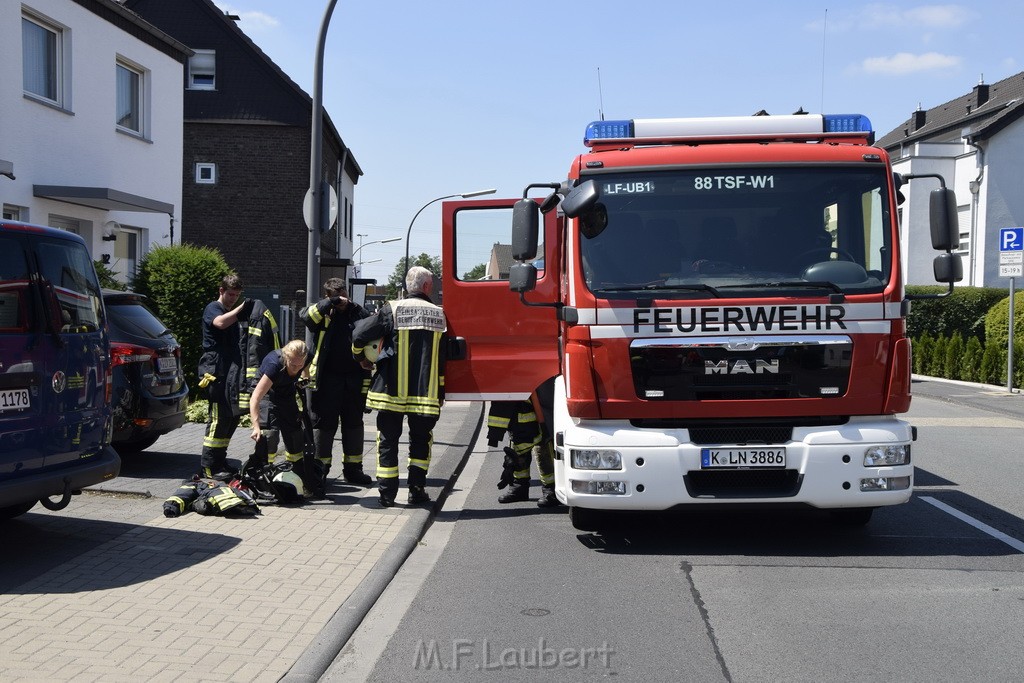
[487,400,559,507]
[197,273,252,480]
[248,339,313,480]
[352,266,446,508]
[300,278,373,485]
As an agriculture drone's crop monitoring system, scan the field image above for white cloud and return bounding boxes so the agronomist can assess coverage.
[860,51,962,75]
[857,3,971,29]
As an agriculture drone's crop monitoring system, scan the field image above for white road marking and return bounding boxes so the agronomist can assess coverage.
[920,496,1024,554]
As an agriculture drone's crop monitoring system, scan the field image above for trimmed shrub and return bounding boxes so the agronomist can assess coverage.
[980,341,1003,385]
[963,336,983,383]
[942,332,964,379]
[928,336,948,377]
[133,244,232,390]
[906,285,1009,342]
[983,290,1024,350]
[912,332,932,375]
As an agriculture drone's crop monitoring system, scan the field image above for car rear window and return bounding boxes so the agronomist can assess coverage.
[107,299,168,339]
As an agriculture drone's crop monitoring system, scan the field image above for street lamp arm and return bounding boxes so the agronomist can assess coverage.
[352,236,401,261]
[403,188,497,289]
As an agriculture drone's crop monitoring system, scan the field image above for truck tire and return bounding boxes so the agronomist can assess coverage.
[0,500,37,521]
[569,506,606,532]
[829,507,874,526]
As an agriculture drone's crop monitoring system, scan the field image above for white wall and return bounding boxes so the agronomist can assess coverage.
[981,117,1024,288]
[0,0,183,276]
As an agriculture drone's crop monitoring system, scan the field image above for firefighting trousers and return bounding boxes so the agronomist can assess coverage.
[375,409,438,499]
[201,386,241,474]
[310,373,369,469]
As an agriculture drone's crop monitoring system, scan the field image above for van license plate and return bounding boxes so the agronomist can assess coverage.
[157,357,177,373]
[0,388,31,413]
[701,448,786,468]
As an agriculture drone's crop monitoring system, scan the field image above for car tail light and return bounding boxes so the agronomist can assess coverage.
[110,342,156,367]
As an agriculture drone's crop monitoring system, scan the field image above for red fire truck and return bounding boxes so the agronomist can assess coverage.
[440,113,961,530]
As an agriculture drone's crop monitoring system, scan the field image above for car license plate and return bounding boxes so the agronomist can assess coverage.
[156,356,178,373]
[701,447,786,469]
[0,388,31,413]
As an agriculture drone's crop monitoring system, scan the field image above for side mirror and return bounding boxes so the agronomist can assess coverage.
[539,191,561,215]
[933,252,963,283]
[560,180,599,218]
[509,262,538,293]
[511,199,539,261]
[929,188,958,251]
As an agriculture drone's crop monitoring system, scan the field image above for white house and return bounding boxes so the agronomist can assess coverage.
[879,73,1024,288]
[0,0,190,283]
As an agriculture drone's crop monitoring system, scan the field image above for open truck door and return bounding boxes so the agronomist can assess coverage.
[441,198,560,401]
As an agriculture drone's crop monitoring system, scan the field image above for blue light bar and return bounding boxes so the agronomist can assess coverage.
[585,119,634,142]
[823,114,873,134]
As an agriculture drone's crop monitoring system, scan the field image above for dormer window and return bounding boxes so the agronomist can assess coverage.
[188,50,215,90]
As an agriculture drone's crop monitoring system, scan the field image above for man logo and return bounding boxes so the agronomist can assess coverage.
[705,359,780,375]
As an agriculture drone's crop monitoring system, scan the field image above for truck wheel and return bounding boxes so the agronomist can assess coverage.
[830,507,874,526]
[569,506,606,532]
[0,501,37,521]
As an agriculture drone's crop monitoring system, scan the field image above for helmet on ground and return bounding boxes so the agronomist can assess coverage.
[363,337,384,363]
[271,467,305,503]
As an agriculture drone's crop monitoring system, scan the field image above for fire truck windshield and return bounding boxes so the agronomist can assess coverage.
[578,166,892,297]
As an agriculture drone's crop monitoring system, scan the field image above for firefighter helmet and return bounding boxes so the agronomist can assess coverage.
[363,337,384,363]
[271,468,305,503]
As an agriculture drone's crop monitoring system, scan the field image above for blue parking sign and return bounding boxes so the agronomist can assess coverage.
[1000,227,1023,251]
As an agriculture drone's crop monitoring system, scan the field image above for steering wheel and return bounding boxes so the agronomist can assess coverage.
[795,247,856,263]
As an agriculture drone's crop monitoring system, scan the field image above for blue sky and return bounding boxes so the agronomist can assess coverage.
[214,1,1021,284]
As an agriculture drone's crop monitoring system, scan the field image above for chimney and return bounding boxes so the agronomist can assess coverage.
[912,107,927,131]
[973,81,990,107]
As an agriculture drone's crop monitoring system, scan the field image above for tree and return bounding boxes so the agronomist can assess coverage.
[462,263,487,281]
[384,253,443,299]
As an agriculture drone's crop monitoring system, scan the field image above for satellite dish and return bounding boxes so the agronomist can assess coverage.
[102,220,121,241]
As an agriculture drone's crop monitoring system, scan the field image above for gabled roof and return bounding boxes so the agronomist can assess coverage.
[877,71,1024,149]
[490,243,513,278]
[122,0,362,180]
[79,0,192,62]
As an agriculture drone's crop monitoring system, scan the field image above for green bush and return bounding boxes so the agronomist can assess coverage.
[185,399,251,427]
[94,260,126,291]
[912,332,932,375]
[928,336,948,377]
[906,285,1009,342]
[942,332,964,379]
[982,290,1024,350]
[963,336,983,383]
[979,342,1003,385]
[133,244,232,389]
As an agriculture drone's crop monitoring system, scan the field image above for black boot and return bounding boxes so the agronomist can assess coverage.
[498,479,529,504]
[343,464,373,486]
[537,484,561,508]
[408,486,431,505]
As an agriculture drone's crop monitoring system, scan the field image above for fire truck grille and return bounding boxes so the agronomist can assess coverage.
[684,469,802,498]
[629,416,847,443]
[688,424,792,444]
[630,337,852,401]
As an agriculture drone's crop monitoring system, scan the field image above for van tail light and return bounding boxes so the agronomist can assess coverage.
[110,342,156,367]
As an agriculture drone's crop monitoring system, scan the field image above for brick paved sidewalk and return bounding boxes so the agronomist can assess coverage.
[0,402,482,683]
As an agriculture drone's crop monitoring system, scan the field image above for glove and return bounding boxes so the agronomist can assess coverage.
[497,446,516,489]
[329,296,343,306]
[198,372,216,388]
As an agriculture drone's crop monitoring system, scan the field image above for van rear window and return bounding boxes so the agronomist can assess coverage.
[36,239,103,333]
[0,238,31,333]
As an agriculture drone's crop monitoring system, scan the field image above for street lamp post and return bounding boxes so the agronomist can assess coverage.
[403,188,497,292]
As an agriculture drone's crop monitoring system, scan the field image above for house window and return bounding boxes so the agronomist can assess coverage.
[188,50,216,90]
[195,163,217,184]
[116,61,144,134]
[22,13,63,105]
[3,205,24,221]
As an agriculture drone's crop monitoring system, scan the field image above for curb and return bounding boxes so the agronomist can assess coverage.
[279,401,484,683]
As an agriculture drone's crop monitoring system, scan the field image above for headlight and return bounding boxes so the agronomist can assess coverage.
[863,444,909,467]
[571,449,622,470]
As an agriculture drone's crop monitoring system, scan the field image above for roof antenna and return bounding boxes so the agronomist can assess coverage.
[820,8,827,113]
[597,67,605,121]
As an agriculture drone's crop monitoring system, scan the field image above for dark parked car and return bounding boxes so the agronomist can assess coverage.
[104,290,188,453]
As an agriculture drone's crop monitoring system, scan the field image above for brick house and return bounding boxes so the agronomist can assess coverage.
[123,0,362,333]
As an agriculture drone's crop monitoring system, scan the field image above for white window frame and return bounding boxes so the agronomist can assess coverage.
[188,49,216,90]
[3,205,25,221]
[22,11,67,108]
[195,163,217,184]
[116,58,146,136]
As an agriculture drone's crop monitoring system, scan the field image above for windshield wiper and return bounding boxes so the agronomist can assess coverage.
[598,283,722,298]
[717,280,844,294]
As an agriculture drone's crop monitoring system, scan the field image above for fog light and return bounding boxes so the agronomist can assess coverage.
[571,449,623,470]
[863,444,909,466]
[570,480,627,495]
[860,476,911,492]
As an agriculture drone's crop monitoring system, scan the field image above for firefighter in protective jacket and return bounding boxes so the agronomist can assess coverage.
[300,278,373,485]
[487,400,559,507]
[352,266,446,508]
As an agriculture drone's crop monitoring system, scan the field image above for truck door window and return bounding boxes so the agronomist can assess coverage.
[453,206,542,281]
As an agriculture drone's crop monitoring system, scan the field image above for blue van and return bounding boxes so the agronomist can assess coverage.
[0,220,120,520]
